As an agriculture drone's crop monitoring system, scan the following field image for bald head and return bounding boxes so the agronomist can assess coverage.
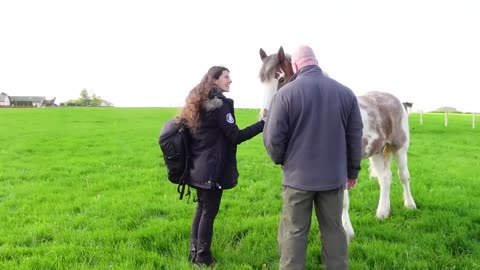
[292,45,318,73]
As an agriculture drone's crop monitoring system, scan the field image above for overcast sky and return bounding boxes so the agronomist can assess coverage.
[1,0,478,112]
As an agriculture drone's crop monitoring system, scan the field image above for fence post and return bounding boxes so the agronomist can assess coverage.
[420,111,423,125]
[474,112,476,129]
[444,112,448,127]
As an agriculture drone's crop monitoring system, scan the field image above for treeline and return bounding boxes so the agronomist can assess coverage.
[429,107,477,114]
[60,89,102,107]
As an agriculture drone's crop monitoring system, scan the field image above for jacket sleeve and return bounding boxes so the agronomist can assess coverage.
[215,102,264,145]
[346,96,364,179]
[263,93,289,165]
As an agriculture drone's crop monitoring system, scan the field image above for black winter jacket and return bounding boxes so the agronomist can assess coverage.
[188,89,264,190]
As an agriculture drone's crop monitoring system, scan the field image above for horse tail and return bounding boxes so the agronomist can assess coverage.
[383,144,392,159]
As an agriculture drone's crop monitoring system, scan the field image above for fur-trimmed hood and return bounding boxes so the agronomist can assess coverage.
[203,88,225,112]
[204,96,223,112]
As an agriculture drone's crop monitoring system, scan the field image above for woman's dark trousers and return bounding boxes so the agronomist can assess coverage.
[190,187,223,265]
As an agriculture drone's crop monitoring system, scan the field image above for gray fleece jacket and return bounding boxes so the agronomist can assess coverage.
[263,65,363,191]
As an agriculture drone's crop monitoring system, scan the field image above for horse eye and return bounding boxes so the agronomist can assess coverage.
[279,77,285,83]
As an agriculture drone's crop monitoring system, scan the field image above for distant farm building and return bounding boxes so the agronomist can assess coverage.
[0,92,11,107]
[8,96,46,107]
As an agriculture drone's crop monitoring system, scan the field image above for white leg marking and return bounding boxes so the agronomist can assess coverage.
[395,148,417,209]
[370,152,393,220]
[342,189,355,241]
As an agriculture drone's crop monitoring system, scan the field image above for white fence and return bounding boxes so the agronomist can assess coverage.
[418,111,476,128]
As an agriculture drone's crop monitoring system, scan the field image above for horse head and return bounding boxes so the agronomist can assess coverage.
[258,46,294,118]
[259,46,294,90]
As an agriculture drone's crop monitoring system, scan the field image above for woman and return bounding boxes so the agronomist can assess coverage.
[178,66,264,266]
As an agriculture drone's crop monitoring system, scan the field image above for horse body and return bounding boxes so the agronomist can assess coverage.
[259,47,416,240]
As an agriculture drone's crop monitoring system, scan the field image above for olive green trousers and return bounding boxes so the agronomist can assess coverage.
[278,186,348,270]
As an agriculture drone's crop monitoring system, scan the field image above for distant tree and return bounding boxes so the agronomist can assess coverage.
[79,89,91,106]
[431,106,461,113]
[63,89,103,107]
[91,93,102,107]
[65,99,81,106]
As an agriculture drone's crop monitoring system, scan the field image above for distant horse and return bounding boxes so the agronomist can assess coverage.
[258,46,417,240]
[402,102,413,115]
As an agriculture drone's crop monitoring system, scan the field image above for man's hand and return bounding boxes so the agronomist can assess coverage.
[346,178,357,190]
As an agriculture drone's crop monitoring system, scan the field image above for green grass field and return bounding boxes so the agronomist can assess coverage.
[0,108,479,270]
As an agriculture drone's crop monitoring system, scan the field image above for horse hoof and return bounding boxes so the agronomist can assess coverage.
[404,200,417,209]
[376,209,390,220]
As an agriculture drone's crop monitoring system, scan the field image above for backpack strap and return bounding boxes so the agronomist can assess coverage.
[176,183,182,199]
[178,184,197,203]
[177,120,191,200]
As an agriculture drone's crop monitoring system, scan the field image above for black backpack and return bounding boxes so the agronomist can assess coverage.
[158,118,191,200]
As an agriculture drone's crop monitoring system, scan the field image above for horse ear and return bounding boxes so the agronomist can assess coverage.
[259,48,267,60]
[277,46,285,63]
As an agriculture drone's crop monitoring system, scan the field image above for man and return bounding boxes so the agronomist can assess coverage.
[263,45,363,269]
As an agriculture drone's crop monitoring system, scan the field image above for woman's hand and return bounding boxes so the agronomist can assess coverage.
[260,108,268,121]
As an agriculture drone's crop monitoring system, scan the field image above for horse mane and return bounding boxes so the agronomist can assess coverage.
[258,53,291,82]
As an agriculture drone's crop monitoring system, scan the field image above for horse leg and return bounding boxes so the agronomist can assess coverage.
[369,151,393,220]
[342,189,354,241]
[394,147,417,209]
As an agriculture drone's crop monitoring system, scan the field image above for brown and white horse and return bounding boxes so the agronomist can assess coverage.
[258,46,417,240]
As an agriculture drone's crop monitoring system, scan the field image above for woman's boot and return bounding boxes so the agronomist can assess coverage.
[188,241,197,263]
[194,241,214,267]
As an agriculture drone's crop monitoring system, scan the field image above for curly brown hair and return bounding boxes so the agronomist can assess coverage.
[178,66,229,130]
